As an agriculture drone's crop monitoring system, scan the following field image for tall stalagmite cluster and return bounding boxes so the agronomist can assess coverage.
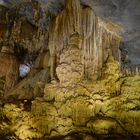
[48,0,122,79]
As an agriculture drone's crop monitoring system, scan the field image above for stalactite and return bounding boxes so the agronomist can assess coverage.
[95,17,104,73]
[80,7,95,78]
[81,7,94,38]
[65,0,81,33]
[91,15,98,76]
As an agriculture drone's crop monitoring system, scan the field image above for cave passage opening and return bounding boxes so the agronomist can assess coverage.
[14,44,38,79]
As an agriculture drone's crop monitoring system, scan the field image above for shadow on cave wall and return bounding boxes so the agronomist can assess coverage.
[14,45,38,79]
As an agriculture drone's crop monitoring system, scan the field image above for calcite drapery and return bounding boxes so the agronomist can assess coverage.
[48,0,122,79]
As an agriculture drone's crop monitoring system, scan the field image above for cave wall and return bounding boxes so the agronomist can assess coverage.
[0,0,139,140]
[0,0,123,94]
[0,4,48,53]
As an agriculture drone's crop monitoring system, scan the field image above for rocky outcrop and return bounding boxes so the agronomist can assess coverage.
[5,49,51,100]
[5,69,50,101]
[1,33,140,139]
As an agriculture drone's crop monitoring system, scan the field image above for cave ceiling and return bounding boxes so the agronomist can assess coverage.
[1,0,140,65]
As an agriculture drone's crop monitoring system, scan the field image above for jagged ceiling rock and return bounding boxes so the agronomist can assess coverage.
[0,0,140,64]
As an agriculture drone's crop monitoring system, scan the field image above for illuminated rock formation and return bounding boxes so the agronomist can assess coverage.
[48,0,122,79]
[56,33,84,87]
[0,0,140,140]
[0,45,19,95]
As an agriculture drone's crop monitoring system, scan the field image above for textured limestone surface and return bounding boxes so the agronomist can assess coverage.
[56,34,84,87]
[0,0,140,140]
[0,51,140,140]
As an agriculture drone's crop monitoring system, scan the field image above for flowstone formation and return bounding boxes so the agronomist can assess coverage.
[0,0,140,140]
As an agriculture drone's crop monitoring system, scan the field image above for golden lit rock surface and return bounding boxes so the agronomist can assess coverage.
[1,55,140,139]
[0,0,140,139]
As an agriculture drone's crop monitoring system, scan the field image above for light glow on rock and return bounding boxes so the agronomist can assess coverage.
[19,64,31,78]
